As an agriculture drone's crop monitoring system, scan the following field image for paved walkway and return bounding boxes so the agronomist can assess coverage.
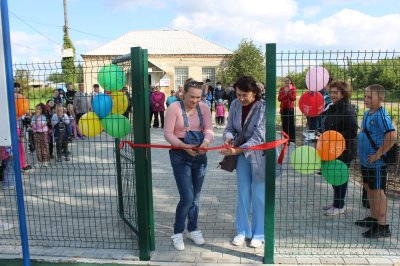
[0,128,399,265]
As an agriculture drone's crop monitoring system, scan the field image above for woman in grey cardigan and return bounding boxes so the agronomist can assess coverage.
[221,76,267,248]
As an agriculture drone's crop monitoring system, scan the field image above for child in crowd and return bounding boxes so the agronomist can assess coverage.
[22,112,35,153]
[66,104,83,140]
[201,93,211,109]
[1,146,15,190]
[356,84,397,238]
[215,99,226,128]
[166,90,178,107]
[52,105,71,162]
[31,103,50,167]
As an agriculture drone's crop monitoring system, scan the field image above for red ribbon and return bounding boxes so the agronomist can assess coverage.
[118,132,289,164]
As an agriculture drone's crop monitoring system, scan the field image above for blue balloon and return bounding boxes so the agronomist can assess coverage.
[92,94,112,119]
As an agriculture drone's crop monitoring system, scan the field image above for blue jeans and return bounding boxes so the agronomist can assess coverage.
[236,153,265,241]
[169,150,207,234]
[2,158,15,188]
[332,161,351,209]
[333,182,348,209]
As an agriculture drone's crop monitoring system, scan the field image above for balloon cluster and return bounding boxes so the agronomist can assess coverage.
[291,67,349,185]
[78,64,131,138]
[299,66,329,117]
[290,130,348,185]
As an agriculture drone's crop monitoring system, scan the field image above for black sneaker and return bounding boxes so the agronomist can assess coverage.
[362,224,391,239]
[21,165,32,171]
[355,216,377,227]
[57,158,62,162]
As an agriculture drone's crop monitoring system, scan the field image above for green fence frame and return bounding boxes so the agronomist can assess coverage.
[264,43,277,264]
[131,47,155,260]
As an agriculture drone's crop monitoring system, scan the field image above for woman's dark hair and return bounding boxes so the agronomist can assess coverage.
[184,78,203,92]
[329,80,352,101]
[233,76,262,100]
[36,103,46,114]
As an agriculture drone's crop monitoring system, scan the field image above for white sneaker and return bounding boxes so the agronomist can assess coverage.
[232,234,246,246]
[171,233,184,251]
[325,206,346,216]
[249,239,264,248]
[322,203,333,210]
[43,162,48,167]
[187,230,205,245]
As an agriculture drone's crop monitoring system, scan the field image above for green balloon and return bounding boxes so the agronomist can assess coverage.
[290,146,322,174]
[98,64,126,92]
[101,114,131,138]
[321,160,349,186]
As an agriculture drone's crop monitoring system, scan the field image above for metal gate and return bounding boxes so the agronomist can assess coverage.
[115,47,155,260]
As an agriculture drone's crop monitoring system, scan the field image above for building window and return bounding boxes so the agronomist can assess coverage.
[202,67,216,87]
[174,67,188,90]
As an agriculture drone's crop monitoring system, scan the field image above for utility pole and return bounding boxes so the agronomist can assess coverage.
[63,0,68,34]
[61,0,76,84]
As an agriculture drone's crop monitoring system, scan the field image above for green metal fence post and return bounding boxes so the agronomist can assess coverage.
[115,139,124,216]
[264,43,277,264]
[131,47,155,260]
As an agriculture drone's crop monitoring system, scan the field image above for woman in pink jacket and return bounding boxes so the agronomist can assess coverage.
[151,85,166,128]
[164,79,214,251]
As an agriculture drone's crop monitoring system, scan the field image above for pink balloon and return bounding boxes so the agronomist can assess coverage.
[305,66,330,91]
[299,91,325,117]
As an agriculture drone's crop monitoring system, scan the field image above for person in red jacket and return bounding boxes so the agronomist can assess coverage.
[151,85,166,128]
[278,76,296,142]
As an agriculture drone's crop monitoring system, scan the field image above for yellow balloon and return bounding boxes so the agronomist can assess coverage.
[78,112,103,137]
[111,91,128,114]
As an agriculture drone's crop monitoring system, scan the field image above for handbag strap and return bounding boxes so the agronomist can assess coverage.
[180,101,204,131]
[235,101,259,147]
[363,113,380,152]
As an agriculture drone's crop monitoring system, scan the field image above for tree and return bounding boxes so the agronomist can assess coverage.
[76,63,84,83]
[47,72,64,83]
[286,70,306,91]
[217,39,265,85]
[322,62,348,81]
[14,69,31,94]
[348,61,383,92]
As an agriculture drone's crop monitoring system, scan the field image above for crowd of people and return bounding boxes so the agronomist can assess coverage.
[1,75,397,246]
[0,82,133,190]
[150,78,237,129]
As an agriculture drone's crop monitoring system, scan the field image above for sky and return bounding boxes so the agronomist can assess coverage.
[7,0,400,63]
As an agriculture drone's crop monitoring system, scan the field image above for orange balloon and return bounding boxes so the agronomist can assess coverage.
[316,130,346,161]
[15,94,29,118]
